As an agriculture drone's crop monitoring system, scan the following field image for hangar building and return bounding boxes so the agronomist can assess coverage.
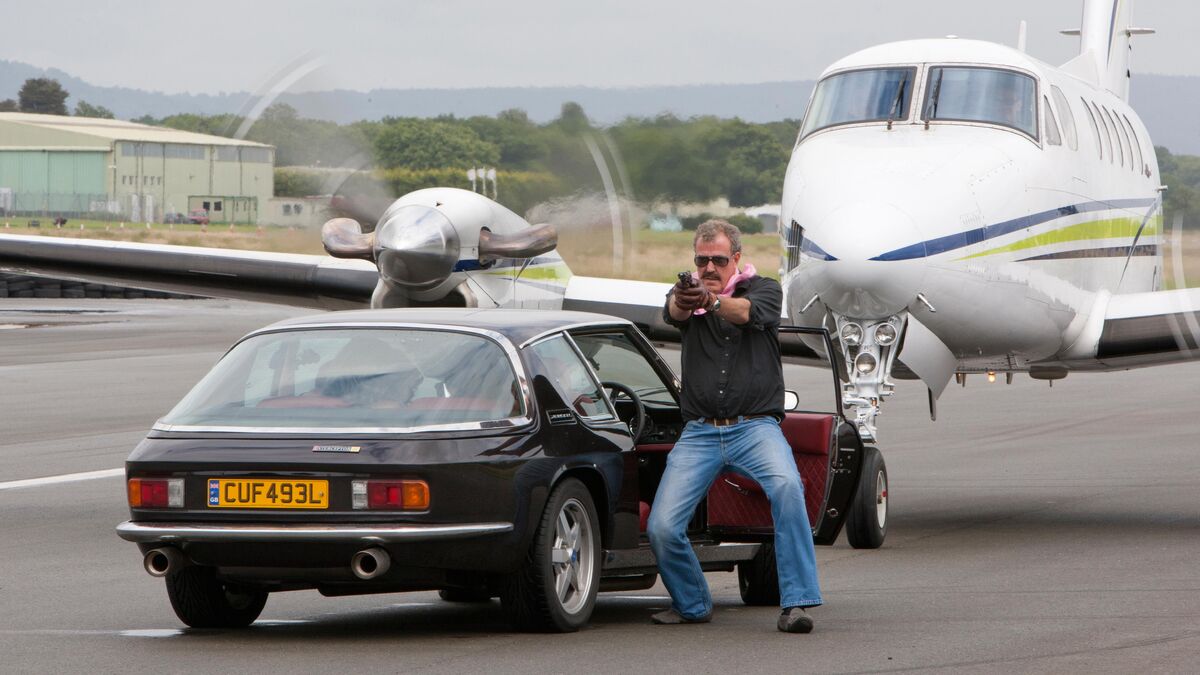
[0,112,273,224]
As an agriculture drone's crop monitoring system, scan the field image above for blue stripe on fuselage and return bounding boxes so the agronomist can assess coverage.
[800,239,838,261]
[453,256,559,272]
[869,197,1157,261]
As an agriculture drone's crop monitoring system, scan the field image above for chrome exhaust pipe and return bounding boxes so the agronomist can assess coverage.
[350,547,391,580]
[143,547,185,577]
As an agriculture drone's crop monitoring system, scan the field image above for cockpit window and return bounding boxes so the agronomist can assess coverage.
[159,328,524,430]
[922,66,1038,139]
[799,67,916,139]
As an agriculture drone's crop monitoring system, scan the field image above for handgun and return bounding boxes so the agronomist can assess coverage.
[676,271,696,288]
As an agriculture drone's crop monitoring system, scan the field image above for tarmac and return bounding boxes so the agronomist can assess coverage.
[2,298,1198,673]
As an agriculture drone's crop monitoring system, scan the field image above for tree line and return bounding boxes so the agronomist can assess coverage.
[0,77,113,118]
[131,101,799,212]
[4,77,1200,227]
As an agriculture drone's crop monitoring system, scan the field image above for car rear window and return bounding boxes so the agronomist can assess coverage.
[158,328,525,431]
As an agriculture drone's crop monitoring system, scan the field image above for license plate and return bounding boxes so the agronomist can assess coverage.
[207,479,329,509]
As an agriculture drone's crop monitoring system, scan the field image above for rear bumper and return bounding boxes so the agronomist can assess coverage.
[115,520,513,545]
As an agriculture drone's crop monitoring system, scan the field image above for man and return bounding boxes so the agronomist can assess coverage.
[648,219,821,633]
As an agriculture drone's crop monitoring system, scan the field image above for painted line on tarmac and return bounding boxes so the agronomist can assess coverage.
[0,467,123,491]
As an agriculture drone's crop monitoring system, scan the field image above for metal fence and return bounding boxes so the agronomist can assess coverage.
[0,192,123,223]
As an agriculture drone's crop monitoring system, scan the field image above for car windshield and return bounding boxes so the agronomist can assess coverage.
[799,67,916,138]
[158,328,524,430]
[922,66,1037,138]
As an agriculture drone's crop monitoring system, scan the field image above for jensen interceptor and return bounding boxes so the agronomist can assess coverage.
[117,309,883,632]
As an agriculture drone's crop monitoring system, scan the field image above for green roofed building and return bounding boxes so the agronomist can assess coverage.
[0,112,273,224]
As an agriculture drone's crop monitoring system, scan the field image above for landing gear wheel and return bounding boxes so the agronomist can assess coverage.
[846,446,888,549]
[737,543,780,606]
[438,588,493,603]
[600,381,646,441]
[501,478,600,632]
[165,565,268,628]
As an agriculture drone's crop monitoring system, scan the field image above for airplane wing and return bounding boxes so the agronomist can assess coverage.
[0,231,823,360]
[1094,287,1200,367]
[0,233,376,309]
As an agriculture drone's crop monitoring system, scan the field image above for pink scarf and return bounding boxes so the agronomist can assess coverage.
[693,263,756,315]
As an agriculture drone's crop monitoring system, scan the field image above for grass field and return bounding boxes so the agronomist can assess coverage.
[4,221,1198,287]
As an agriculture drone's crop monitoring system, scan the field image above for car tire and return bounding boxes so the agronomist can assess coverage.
[501,478,600,632]
[165,565,268,628]
[737,543,780,606]
[438,588,493,603]
[845,446,888,549]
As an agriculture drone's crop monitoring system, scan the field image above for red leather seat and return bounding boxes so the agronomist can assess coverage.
[407,397,503,411]
[707,412,835,528]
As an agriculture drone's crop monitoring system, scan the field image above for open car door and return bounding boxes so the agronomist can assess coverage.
[705,326,878,547]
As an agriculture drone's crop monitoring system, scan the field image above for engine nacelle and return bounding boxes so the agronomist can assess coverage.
[321,188,558,308]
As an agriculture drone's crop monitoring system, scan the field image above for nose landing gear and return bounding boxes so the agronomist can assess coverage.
[831,312,906,443]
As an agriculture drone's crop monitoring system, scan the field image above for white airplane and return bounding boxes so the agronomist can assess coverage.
[2,0,1196,542]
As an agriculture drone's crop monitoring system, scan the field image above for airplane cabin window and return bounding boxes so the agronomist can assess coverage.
[922,66,1038,138]
[1123,114,1144,175]
[1090,101,1113,163]
[1050,86,1077,150]
[1043,96,1062,146]
[1081,98,1102,159]
[1099,106,1118,166]
[1110,109,1133,172]
[799,67,916,138]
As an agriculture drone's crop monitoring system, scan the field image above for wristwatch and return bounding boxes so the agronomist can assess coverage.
[710,295,722,313]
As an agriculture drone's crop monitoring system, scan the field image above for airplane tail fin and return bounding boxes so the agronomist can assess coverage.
[1061,0,1154,101]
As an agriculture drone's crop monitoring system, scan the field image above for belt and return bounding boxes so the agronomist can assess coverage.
[701,414,771,427]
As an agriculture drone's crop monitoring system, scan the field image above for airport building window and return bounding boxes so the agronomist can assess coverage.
[165,145,205,160]
[240,147,272,164]
[921,66,1037,139]
[1050,86,1077,151]
[1081,98,1102,159]
[799,67,916,138]
[1043,96,1062,146]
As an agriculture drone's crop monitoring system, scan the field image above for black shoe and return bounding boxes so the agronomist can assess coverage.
[777,606,814,633]
[651,608,712,625]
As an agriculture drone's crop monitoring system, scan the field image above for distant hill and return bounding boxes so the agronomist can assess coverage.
[2,59,1197,154]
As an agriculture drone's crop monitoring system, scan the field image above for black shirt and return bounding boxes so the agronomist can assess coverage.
[663,275,785,422]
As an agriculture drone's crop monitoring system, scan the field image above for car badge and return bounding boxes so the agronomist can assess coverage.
[312,445,361,453]
[547,410,577,426]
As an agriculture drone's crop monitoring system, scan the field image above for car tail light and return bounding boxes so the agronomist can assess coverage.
[128,478,184,508]
[351,480,430,510]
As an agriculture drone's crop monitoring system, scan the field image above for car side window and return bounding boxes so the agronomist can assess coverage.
[525,335,613,419]
[571,332,678,406]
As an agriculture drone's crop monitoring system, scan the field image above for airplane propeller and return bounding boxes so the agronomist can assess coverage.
[478,223,558,263]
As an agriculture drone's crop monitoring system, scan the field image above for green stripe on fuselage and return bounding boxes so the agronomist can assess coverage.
[481,263,572,282]
[957,215,1161,261]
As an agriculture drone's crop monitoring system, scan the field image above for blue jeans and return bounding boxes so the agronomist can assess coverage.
[647,417,822,618]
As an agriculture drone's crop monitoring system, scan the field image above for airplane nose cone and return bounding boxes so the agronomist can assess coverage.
[374,205,461,290]
[805,202,926,318]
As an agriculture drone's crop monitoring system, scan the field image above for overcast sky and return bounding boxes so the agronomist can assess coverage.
[4,1,1197,94]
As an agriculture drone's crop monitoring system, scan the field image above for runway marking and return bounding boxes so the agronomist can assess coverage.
[120,629,182,638]
[0,468,123,491]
